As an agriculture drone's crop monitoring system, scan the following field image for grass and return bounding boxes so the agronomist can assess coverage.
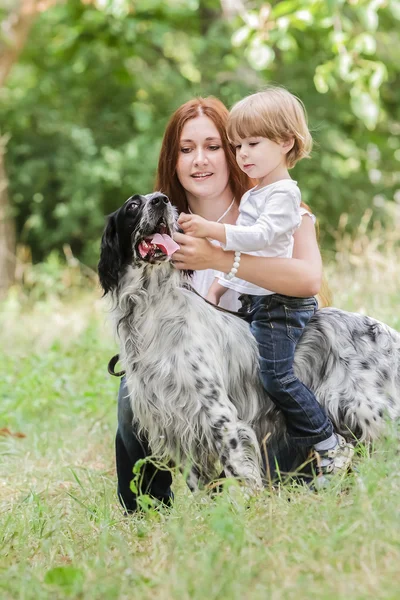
[1,222,400,599]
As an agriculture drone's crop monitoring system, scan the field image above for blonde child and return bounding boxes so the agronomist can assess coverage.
[178,87,354,480]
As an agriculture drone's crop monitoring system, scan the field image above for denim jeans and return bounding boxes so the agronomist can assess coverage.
[115,378,311,511]
[240,293,334,446]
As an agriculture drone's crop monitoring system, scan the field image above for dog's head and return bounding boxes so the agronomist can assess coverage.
[98,192,179,294]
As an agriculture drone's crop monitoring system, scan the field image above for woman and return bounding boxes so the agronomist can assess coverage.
[116,97,324,512]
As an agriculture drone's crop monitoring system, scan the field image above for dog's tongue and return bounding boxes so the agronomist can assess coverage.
[148,233,180,256]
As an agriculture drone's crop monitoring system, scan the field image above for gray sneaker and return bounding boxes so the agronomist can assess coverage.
[314,434,355,477]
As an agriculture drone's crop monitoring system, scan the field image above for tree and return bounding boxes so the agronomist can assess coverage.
[1,0,399,274]
[0,0,58,297]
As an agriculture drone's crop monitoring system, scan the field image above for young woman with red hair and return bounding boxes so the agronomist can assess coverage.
[116,96,327,512]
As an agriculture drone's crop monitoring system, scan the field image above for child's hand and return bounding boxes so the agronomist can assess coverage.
[178,213,210,238]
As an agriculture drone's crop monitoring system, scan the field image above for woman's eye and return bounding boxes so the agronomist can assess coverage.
[249,142,259,147]
[208,145,221,151]
[180,147,192,153]
[235,144,241,150]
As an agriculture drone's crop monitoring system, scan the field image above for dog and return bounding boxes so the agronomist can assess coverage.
[98,192,400,491]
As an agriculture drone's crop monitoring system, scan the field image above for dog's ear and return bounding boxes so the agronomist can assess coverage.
[98,213,121,295]
[182,269,194,279]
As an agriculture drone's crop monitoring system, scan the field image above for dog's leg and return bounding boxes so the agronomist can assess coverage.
[178,462,219,497]
[186,466,201,493]
[184,454,222,493]
[184,464,213,493]
[210,403,263,492]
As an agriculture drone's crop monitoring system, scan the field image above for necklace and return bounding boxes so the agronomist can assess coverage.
[188,197,235,223]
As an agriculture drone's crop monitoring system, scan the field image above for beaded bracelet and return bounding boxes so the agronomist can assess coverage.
[225,250,241,281]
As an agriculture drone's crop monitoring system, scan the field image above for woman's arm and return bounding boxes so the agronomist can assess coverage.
[173,215,322,297]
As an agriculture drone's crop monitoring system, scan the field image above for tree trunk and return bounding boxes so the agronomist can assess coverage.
[0,1,42,87]
[0,138,15,299]
[0,1,44,296]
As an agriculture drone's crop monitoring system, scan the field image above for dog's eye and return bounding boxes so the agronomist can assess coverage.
[127,201,140,211]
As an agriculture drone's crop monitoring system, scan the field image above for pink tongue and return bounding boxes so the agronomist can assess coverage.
[148,233,180,256]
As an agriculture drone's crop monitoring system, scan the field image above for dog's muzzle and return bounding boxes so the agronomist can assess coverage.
[136,195,179,262]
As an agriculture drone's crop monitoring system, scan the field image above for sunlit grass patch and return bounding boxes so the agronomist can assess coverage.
[325,204,400,329]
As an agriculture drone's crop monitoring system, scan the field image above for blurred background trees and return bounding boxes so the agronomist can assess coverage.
[1,0,399,294]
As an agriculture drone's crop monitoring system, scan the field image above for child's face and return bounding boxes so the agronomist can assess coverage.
[233,136,291,187]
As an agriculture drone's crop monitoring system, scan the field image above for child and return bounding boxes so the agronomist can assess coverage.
[178,86,354,481]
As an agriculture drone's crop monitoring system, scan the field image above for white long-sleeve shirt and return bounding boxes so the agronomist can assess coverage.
[219,179,303,296]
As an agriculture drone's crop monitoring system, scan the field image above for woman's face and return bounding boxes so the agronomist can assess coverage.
[176,115,230,205]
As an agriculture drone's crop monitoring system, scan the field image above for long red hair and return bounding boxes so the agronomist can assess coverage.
[155,97,250,213]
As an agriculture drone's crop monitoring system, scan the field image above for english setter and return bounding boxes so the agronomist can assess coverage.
[98,192,400,491]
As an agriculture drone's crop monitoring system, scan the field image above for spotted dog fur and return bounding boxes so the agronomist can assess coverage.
[98,193,400,491]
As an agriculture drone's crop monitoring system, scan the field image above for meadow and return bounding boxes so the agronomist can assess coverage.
[1,216,400,600]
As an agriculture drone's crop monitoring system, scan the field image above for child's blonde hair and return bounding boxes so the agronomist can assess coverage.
[227,86,312,168]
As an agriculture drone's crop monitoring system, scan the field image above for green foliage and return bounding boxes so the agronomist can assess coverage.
[232,0,400,238]
[13,250,97,302]
[1,0,400,265]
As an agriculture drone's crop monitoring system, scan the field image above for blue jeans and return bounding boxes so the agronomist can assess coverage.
[240,293,333,446]
[115,378,310,511]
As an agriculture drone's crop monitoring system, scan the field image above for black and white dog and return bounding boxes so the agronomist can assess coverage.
[98,192,400,491]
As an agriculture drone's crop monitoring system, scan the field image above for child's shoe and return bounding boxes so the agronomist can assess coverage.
[313,434,354,487]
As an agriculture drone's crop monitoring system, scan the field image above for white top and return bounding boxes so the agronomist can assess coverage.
[192,241,241,311]
[219,179,303,296]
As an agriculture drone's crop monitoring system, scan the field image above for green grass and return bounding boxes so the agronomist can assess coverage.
[1,249,400,600]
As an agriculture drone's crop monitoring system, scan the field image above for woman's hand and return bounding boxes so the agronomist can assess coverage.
[173,232,224,270]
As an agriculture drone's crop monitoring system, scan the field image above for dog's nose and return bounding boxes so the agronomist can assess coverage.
[151,194,169,206]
